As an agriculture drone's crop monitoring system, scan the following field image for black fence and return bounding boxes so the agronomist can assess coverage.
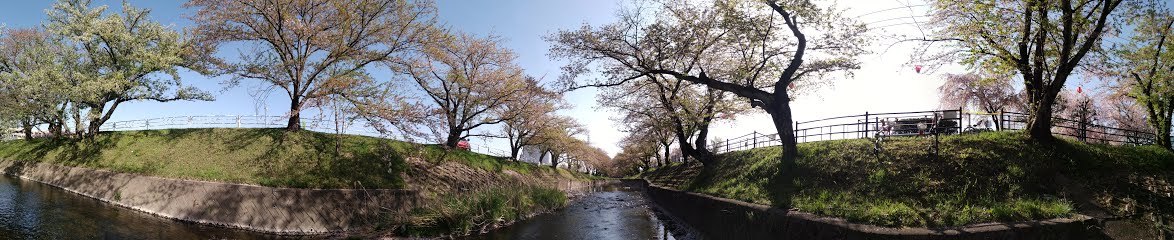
[711,109,1162,154]
[998,112,1157,146]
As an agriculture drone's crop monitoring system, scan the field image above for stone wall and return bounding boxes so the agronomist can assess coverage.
[643,181,1098,239]
[0,160,419,235]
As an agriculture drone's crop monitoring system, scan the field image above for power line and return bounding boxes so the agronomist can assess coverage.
[871,21,931,30]
[854,4,928,18]
[863,14,932,26]
[893,0,928,38]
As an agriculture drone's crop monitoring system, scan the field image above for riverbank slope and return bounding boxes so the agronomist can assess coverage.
[642,131,1173,238]
[0,128,594,237]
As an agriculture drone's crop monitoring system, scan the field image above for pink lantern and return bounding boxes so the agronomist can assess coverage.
[914,65,923,73]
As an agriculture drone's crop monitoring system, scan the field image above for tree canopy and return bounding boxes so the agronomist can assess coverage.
[398,32,539,147]
[2,0,213,138]
[919,0,1125,141]
[186,0,436,131]
[1104,1,1173,148]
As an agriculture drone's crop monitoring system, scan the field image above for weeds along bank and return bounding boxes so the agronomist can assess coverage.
[0,128,596,237]
[643,131,1173,237]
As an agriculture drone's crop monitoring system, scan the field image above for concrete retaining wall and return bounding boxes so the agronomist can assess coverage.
[643,182,1098,239]
[0,161,420,235]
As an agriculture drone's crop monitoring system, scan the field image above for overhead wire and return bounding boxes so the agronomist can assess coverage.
[854,4,927,18]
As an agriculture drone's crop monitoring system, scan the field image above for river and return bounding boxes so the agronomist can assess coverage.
[0,175,690,239]
[0,175,275,239]
[468,181,695,240]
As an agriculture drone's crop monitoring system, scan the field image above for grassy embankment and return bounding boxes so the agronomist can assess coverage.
[642,131,1174,229]
[0,128,589,237]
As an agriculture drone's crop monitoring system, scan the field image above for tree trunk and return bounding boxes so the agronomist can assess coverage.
[21,120,32,140]
[86,100,125,139]
[510,146,521,161]
[1155,115,1172,149]
[286,96,302,131]
[549,151,561,168]
[675,129,714,164]
[661,142,670,166]
[51,104,67,138]
[1027,93,1057,142]
[767,91,799,209]
[644,157,651,171]
[72,103,83,138]
[85,107,103,138]
[989,114,1002,131]
[695,119,712,155]
[693,90,717,156]
[444,130,461,148]
[48,122,61,138]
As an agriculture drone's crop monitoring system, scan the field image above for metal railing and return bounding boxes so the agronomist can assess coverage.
[103,115,324,131]
[997,112,1157,146]
[712,131,781,154]
[793,108,964,143]
[711,108,1164,154]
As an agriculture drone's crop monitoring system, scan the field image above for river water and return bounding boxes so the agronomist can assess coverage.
[0,175,274,239]
[0,175,690,239]
[469,181,695,240]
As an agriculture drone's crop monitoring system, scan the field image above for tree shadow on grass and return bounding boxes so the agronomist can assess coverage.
[221,129,409,189]
[1046,139,1174,238]
[0,134,121,167]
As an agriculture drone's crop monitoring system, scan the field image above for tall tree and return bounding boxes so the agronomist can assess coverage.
[921,0,1125,142]
[938,73,1022,130]
[0,28,65,139]
[400,33,535,147]
[599,83,680,165]
[607,145,649,177]
[598,73,744,164]
[616,127,663,171]
[1107,2,1173,149]
[1103,92,1153,144]
[550,0,868,206]
[535,120,586,168]
[186,0,436,131]
[498,90,569,161]
[50,0,212,137]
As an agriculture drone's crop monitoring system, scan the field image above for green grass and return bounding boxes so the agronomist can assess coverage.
[0,128,553,189]
[396,183,568,237]
[643,131,1174,228]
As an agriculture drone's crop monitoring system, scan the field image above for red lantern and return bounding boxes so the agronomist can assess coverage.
[1076,86,1082,94]
[914,65,923,73]
[457,140,470,150]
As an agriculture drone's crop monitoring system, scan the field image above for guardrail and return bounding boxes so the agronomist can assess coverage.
[712,109,1164,154]
[793,108,964,143]
[997,112,1157,146]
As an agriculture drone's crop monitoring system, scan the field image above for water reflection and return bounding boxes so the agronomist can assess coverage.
[0,175,693,240]
[470,181,693,240]
[0,175,279,239]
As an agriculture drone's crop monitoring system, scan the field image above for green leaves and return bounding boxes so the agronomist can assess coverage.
[53,0,211,132]
[1102,1,1174,148]
[0,0,213,137]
